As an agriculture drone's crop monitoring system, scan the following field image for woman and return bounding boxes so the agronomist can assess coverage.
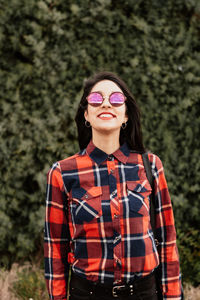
[44,71,182,300]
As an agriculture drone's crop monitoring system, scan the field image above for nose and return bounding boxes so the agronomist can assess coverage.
[101,96,111,107]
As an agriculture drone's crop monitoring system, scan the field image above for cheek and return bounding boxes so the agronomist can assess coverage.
[85,107,95,122]
[118,107,127,120]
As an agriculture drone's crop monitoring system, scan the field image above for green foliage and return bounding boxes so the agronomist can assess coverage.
[0,0,200,285]
[10,265,49,300]
[177,228,200,287]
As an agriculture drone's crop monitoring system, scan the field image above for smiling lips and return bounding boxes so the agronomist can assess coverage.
[97,112,116,120]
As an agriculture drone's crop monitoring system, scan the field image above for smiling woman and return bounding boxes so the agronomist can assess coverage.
[75,72,144,153]
[44,71,183,300]
[84,80,128,153]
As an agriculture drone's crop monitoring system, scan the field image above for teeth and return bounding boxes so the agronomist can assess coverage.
[100,114,113,117]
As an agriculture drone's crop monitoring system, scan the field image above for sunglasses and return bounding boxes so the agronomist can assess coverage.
[87,92,126,107]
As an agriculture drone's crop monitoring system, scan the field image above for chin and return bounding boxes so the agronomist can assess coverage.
[94,126,120,133]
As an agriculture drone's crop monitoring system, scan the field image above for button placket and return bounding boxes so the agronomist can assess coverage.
[113,210,122,282]
[107,158,122,282]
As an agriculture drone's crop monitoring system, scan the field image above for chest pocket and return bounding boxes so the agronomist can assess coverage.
[69,186,102,224]
[126,180,152,216]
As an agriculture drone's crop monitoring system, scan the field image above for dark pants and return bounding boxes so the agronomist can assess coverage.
[69,272,158,300]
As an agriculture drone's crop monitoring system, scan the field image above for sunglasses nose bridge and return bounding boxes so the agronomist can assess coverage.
[101,95,111,107]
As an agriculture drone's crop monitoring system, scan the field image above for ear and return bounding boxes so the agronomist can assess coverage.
[124,114,128,123]
[84,110,88,121]
[124,107,128,123]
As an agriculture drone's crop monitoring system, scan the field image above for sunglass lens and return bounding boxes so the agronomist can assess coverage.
[87,93,103,106]
[110,92,126,106]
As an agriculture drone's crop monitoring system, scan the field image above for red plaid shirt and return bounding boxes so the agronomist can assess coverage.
[44,140,182,299]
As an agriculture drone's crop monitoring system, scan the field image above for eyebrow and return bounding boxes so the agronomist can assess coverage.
[90,91,123,96]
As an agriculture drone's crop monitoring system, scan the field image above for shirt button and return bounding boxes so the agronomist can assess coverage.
[115,258,121,266]
[114,279,121,284]
[110,169,114,174]
[85,194,88,199]
[114,235,121,242]
[114,214,119,219]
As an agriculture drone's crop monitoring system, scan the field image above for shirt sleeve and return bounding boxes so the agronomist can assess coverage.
[44,162,70,300]
[149,154,182,300]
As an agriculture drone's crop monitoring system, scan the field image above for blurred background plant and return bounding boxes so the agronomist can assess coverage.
[0,263,49,300]
[0,0,199,295]
[10,264,49,300]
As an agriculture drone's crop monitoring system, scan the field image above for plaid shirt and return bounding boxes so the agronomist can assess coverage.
[44,140,182,300]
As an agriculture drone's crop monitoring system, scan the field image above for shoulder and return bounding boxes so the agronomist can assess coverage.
[48,149,87,174]
[58,152,80,168]
[146,152,164,173]
[127,151,164,176]
[46,152,83,189]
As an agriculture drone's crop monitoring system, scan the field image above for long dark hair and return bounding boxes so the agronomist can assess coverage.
[75,71,145,152]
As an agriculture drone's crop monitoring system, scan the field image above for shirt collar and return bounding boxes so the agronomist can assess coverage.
[85,140,130,165]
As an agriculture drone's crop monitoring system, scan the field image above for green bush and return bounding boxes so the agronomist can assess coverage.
[0,0,200,285]
[10,265,49,300]
[177,228,200,287]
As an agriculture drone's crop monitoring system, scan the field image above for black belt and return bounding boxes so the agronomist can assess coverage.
[70,271,156,298]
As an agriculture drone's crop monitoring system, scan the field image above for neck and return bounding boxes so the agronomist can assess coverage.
[92,130,121,154]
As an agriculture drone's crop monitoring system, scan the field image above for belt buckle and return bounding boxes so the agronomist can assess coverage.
[112,285,126,298]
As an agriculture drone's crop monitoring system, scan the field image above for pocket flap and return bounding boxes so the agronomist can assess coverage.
[87,186,102,198]
[71,186,102,200]
[69,186,103,223]
[126,180,152,216]
[127,180,152,196]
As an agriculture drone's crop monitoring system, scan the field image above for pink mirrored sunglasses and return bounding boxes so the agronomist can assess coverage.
[87,92,127,107]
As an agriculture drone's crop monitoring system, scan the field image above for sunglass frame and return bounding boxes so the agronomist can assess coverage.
[86,91,127,107]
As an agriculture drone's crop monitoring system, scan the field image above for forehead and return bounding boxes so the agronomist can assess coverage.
[90,80,122,94]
